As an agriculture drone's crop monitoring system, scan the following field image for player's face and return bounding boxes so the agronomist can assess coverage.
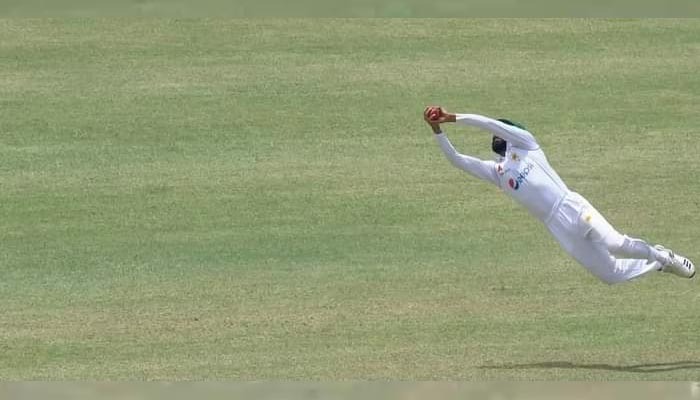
[492,136,507,157]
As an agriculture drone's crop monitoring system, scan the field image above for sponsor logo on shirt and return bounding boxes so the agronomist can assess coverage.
[508,162,535,190]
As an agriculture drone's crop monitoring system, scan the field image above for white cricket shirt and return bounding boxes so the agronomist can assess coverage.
[435,114,570,223]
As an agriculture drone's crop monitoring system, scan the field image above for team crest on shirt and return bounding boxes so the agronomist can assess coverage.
[507,162,535,190]
[497,164,505,176]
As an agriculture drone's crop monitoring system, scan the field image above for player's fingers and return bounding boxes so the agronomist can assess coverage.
[430,107,442,121]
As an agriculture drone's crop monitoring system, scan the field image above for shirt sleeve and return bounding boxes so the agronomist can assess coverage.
[455,113,539,150]
[434,133,500,186]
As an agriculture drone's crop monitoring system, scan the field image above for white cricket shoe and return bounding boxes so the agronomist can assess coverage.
[655,245,695,279]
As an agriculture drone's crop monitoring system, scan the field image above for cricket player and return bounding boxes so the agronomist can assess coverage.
[424,106,695,284]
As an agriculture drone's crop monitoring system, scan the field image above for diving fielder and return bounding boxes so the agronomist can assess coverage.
[424,106,695,284]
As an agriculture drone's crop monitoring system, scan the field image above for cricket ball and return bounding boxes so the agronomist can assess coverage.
[429,108,441,121]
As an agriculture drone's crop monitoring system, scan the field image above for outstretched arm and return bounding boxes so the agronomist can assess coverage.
[431,108,539,150]
[455,114,538,150]
[424,107,500,185]
[435,132,500,185]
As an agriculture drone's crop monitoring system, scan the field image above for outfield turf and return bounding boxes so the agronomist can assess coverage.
[3,1,700,17]
[1,19,700,380]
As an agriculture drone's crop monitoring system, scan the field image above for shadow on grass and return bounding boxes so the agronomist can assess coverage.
[480,361,700,373]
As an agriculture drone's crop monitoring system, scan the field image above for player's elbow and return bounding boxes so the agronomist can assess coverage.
[447,157,465,170]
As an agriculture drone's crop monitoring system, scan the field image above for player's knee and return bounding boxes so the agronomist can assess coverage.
[594,259,637,285]
[587,265,627,285]
[606,237,626,254]
[589,230,626,255]
[582,257,625,285]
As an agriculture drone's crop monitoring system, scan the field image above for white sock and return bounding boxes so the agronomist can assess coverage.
[648,245,673,266]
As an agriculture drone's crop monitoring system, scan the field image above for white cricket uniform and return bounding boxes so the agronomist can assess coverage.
[435,114,661,284]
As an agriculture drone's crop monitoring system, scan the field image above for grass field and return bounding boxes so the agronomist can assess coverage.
[1,19,700,380]
[2,1,700,17]
[5,382,700,399]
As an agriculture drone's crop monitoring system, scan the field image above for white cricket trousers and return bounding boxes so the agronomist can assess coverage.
[545,192,660,284]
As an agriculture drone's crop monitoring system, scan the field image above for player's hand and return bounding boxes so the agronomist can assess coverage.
[424,106,440,123]
[423,106,442,134]
[424,106,453,124]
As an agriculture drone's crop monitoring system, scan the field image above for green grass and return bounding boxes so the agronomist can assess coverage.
[1,19,700,380]
[2,1,700,17]
[4,382,700,399]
